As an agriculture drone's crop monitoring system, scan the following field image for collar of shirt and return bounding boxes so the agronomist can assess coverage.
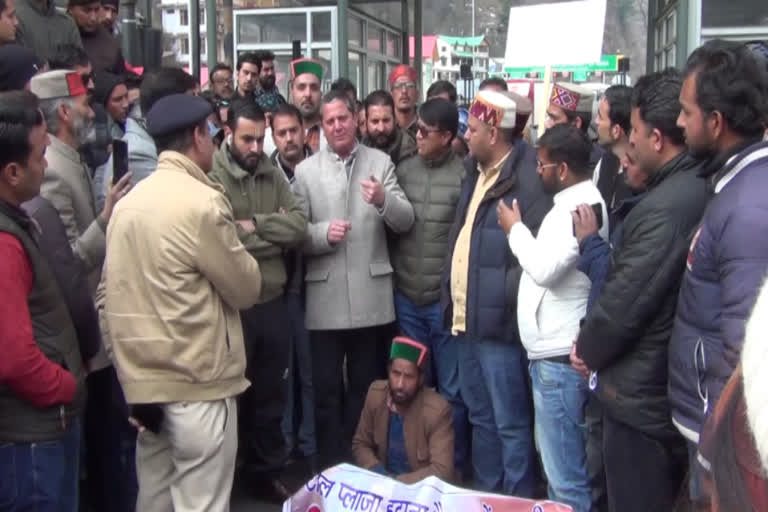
[553,179,595,206]
[330,142,360,169]
[477,149,512,181]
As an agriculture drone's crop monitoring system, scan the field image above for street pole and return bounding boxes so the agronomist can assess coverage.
[471,0,475,37]
[337,0,349,79]
[189,0,200,81]
[414,0,422,100]
[206,0,217,72]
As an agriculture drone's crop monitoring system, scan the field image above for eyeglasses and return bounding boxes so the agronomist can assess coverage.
[536,160,558,170]
[416,125,442,137]
[392,82,417,91]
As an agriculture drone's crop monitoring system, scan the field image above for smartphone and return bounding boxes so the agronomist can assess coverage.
[112,139,129,185]
[573,203,604,236]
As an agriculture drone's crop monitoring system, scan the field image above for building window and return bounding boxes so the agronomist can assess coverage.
[200,7,205,25]
[440,56,447,66]
[702,0,768,28]
[180,8,188,26]
[653,9,676,70]
[181,36,189,55]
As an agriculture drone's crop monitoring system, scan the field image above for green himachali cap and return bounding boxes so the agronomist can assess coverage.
[290,58,323,81]
[390,337,428,368]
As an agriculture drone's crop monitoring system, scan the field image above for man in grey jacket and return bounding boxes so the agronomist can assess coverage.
[15,0,81,64]
[294,89,414,469]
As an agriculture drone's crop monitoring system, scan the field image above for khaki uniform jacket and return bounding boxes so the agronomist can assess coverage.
[209,145,307,303]
[294,144,414,330]
[352,380,455,484]
[103,151,262,404]
[40,135,106,294]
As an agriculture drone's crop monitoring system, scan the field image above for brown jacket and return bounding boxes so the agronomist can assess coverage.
[352,380,454,484]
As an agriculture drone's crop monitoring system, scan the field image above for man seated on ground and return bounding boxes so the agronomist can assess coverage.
[352,337,455,484]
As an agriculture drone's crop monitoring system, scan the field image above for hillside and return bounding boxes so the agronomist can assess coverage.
[422,0,649,77]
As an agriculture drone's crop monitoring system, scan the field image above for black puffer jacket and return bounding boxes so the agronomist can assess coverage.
[576,151,710,439]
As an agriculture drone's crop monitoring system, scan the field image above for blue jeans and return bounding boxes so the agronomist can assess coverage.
[282,292,317,457]
[456,334,536,496]
[686,439,705,503]
[0,418,81,512]
[394,293,468,473]
[530,360,591,512]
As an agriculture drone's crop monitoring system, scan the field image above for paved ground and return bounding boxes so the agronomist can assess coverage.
[230,457,313,512]
[231,488,282,512]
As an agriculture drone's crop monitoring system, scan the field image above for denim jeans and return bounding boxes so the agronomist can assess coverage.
[456,334,536,496]
[530,360,591,512]
[0,418,81,512]
[282,292,317,457]
[394,292,468,473]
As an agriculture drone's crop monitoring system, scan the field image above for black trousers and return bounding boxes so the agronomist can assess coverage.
[602,411,687,512]
[586,395,608,512]
[83,365,137,512]
[310,326,384,470]
[239,297,291,477]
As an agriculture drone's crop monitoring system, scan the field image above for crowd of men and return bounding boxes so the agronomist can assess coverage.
[2,1,768,509]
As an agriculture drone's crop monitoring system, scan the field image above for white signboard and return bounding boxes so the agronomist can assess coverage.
[283,464,573,512]
[504,0,606,68]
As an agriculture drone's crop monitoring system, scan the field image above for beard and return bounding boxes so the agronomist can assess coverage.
[298,102,319,120]
[73,113,95,147]
[230,144,261,173]
[540,174,560,195]
[390,389,416,406]
[369,129,396,150]
[260,75,276,90]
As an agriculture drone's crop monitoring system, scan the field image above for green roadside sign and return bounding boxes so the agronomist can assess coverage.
[502,54,620,79]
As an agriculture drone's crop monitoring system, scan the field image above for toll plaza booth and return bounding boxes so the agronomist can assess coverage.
[232,0,419,100]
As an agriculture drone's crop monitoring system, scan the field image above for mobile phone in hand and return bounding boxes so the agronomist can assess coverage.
[112,139,129,185]
[572,203,604,236]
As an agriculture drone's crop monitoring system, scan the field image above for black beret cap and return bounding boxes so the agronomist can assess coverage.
[146,94,213,137]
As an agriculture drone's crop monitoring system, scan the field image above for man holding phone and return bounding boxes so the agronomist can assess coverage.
[497,124,608,512]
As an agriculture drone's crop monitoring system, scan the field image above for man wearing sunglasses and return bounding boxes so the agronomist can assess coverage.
[390,97,467,475]
[389,65,419,138]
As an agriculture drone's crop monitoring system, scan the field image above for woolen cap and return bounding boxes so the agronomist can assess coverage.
[389,64,418,88]
[0,45,41,92]
[146,94,212,137]
[30,70,88,100]
[550,82,595,114]
[290,58,323,81]
[469,89,518,129]
[390,337,428,368]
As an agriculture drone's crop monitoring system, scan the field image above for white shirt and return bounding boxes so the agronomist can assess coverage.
[508,180,609,359]
[263,124,327,156]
